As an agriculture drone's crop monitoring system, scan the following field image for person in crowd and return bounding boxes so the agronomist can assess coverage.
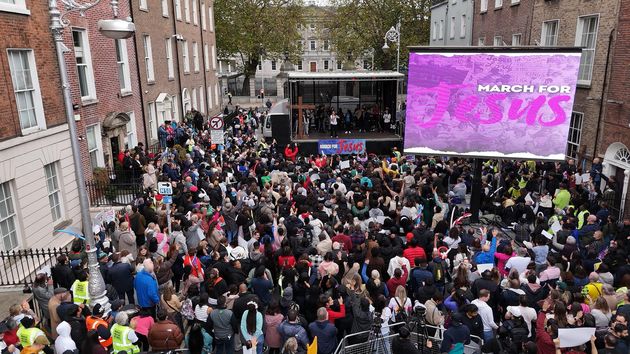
[309,307,337,354]
[148,310,184,351]
[134,259,160,316]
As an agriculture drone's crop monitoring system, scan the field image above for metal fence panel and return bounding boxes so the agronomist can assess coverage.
[0,247,69,287]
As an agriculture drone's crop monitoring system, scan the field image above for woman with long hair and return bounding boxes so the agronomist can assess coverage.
[388,285,412,322]
[264,300,284,354]
[241,302,264,354]
[82,330,107,354]
[281,337,298,354]
[590,296,612,328]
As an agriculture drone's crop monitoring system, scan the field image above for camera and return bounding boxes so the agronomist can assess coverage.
[413,305,426,317]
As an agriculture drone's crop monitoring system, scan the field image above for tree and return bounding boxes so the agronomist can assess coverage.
[328,0,431,72]
[215,0,305,95]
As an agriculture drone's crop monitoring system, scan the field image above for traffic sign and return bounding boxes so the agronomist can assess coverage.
[211,130,224,145]
[162,195,173,204]
[209,116,224,130]
[158,182,173,195]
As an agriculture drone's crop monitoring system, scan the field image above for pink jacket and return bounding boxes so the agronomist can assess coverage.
[495,252,515,277]
[264,313,284,348]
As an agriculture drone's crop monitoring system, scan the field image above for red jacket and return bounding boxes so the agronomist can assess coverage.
[331,234,353,252]
[284,146,298,162]
[403,247,427,267]
[386,265,408,295]
[326,303,346,324]
[535,312,555,354]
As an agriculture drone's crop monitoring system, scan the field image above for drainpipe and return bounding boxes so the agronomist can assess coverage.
[593,28,615,159]
[128,3,149,147]
[172,0,184,120]
[198,0,209,117]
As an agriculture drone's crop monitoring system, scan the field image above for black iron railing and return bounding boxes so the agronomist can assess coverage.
[86,180,144,207]
[0,247,69,288]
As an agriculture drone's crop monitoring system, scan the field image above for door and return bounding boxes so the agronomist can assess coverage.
[310,61,317,72]
[613,166,625,219]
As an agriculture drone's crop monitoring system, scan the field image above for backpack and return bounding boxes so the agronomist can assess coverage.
[432,260,445,284]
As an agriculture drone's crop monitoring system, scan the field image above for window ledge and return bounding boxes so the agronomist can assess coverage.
[81,98,99,107]
[168,77,175,81]
[139,7,149,12]
[163,15,169,18]
[510,1,520,6]
[0,4,30,16]
[147,80,156,86]
[120,90,133,97]
[577,83,591,89]
[480,10,487,14]
[494,6,502,10]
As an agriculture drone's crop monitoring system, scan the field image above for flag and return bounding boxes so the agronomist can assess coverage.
[307,336,318,354]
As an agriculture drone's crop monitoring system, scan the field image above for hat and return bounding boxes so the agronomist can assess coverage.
[33,335,50,345]
[0,321,8,333]
[332,242,341,250]
[190,185,198,192]
[557,281,568,291]
[507,306,522,317]
[54,287,68,295]
[92,303,104,317]
[98,251,109,260]
[20,317,34,328]
[566,236,576,245]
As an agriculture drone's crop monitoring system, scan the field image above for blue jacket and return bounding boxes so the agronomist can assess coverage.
[440,322,470,354]
[277,321,309,349]
[134,270,160,308]
[474,237,496,265]
[409,266,433,293]
[309,320,337,354]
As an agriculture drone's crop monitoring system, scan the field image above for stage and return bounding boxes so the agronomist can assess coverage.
[292,130,403,155]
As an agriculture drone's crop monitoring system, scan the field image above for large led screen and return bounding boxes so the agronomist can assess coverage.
[404,50,582,160]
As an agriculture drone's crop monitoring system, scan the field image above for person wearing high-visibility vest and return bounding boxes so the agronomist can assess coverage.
[111,311,140,354]
[575,204,590,230]
[16,317,46,348]
[85,303,112,349]
[71,270,89,305]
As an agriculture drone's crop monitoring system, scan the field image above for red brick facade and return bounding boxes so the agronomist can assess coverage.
[62,0,144,178]
[472,0,535,46]
[0,1,65,140]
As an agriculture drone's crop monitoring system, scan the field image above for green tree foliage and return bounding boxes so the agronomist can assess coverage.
[329,0,431,71]
[215,0,305,94]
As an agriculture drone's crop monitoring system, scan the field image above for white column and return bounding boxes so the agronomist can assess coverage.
[621,170,630,217]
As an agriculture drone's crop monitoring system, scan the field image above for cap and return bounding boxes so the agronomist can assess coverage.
[54,287,68,295]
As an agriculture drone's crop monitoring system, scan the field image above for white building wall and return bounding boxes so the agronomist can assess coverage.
[0,124,79,250]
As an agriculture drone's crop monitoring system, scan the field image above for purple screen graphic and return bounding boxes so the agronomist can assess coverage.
[404,52,581,160]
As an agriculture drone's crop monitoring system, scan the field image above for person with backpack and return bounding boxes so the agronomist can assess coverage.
[497,307,529,353]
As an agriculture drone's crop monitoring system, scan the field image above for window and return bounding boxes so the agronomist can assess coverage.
[166,38,174,79]
[193,42,199,72]
[478,37,485,46]
[214,83,219,107]
[44,163,62,223]
[542,20,559,46]
[201,2,206,30]
[211,45,217,70]
[147,102,157,140]
[337,61,342,70]
[86,124,104,169]
[363,60,369,70]
[495,0,502,8]
[576,15,599,85]
[324,60,329,70]
[192,88,198,110]
[310,23,315,30]
[297,61,303,71]
[438,20,444,40]
[192,0,198,25]
[450,17,456,39]
[432,22,437,41]
[7,49,45,134]
[161,0,169,17]
[461,15,466,38]
[481,0,488,12]
[207,86,213,110]
[72,29,96,100]
[125,112,137,149]
[115,39,132,93]
[0,0,29,15]
[0,182,18,251]
[566,112,583,158]
[494,36,503,46]
[204,44,209,71]
[199,86,205,113]
[323,40,329,51]
[271,60,277,70]
[175,0,181,20]
[209,6,214,31]
[182,40,190,73]
[172,95,179,121]
[310,40,316,51]
[139,0,148,11]
[184,0,190,22]
[143,35,155,82]
[512,34,521,46]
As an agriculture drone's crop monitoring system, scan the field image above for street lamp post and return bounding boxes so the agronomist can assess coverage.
[382,20,401,72]
[49,0,135,313]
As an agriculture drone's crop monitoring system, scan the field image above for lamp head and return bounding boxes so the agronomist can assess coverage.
[382,42,389,50]
[98,18,135,39]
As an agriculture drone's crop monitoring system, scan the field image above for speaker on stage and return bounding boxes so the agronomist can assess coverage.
[271,114,291,146]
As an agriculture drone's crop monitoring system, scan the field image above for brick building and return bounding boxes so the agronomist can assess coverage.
[472,0,535,46]
[131,0,221,146]
[61,0,144,177]
[0,0,78,249]
[601,0,630,218]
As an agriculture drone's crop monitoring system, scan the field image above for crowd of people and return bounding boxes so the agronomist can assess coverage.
[1,104,630,354]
